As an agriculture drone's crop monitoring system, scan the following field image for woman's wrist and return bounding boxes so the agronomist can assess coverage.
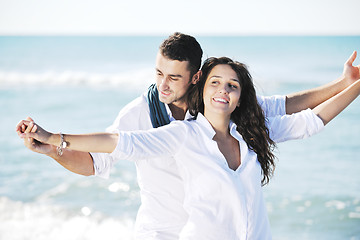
[47,132,60,146]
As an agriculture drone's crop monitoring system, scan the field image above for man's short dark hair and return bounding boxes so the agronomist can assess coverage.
[159,32,203,77]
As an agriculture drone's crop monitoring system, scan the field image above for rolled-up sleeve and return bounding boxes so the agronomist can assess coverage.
[90,152,115,178]
[257,95,286,118]
[268,108,324,143]
[110,121,188,162]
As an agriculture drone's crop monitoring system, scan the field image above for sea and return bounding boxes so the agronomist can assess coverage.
[0,35,360,240]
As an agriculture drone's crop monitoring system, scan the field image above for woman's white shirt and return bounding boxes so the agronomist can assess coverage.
[111,109,324,239]
[91,94,286,239]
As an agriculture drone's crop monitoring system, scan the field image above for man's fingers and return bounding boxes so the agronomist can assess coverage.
[346,51,357,65]
[20,132,34,139]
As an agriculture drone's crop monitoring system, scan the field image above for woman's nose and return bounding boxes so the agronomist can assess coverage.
[218,84,229,94]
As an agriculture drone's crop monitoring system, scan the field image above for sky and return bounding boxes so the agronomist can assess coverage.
[0,0,359,36]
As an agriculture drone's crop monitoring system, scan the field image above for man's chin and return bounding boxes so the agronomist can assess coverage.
[159,96,172,104]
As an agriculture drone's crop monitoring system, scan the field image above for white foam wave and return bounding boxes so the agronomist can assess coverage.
[0,197,134,240]
[0,69,154,90]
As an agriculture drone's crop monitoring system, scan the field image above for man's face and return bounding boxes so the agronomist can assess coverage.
[155,52,192,106]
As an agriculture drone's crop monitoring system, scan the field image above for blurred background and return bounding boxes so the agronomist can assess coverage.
[1,0,360,239]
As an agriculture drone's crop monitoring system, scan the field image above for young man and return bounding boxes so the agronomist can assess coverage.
[21,33,359,239]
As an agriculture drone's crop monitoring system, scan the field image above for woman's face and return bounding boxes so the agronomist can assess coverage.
[203,64,241,118]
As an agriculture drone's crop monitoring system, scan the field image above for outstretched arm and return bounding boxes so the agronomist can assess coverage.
[313,79,360,125]
[17,117,185,162]
[16,117,95,176]
[16,119,118,162]
[286,51,360,114]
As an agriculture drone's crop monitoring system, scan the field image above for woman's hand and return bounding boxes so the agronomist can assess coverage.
[16,117,53,145]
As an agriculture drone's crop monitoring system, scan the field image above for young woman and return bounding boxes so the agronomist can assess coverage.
[17,57,360,239]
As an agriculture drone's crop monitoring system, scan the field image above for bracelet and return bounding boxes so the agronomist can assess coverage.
[56,132,68,156]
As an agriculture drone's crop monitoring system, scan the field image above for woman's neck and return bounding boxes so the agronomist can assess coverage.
[204,111,231,140]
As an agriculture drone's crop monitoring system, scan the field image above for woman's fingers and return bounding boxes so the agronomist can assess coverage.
[24,121,34,133]
[21,124,26,133]
[16,119,38,138]
[31,124,38,133]
[15,120,30,135]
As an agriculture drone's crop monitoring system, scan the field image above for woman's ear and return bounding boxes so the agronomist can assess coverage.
[237,99,241,107]
[191,70,202,84]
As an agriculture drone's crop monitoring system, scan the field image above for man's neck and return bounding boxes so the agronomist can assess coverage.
[168,102,188,120]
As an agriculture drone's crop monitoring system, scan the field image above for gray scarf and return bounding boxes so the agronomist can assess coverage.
[146,84,170,128]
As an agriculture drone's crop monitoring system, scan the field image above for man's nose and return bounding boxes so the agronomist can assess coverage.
[159,77,169,89]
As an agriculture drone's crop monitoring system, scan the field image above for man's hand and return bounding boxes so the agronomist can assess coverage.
[16,117,54,155]
[343,51,360,83]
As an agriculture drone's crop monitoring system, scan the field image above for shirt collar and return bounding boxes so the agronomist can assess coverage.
[164,103,173,121]
[229,121,239,137]
[195,113,243,141]
[229,121,244,142]
[194,113,216,139]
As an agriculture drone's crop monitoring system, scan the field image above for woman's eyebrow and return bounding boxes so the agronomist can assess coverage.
[209,75,239,83]
[209,75,222,79]
[230,78,240,83]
